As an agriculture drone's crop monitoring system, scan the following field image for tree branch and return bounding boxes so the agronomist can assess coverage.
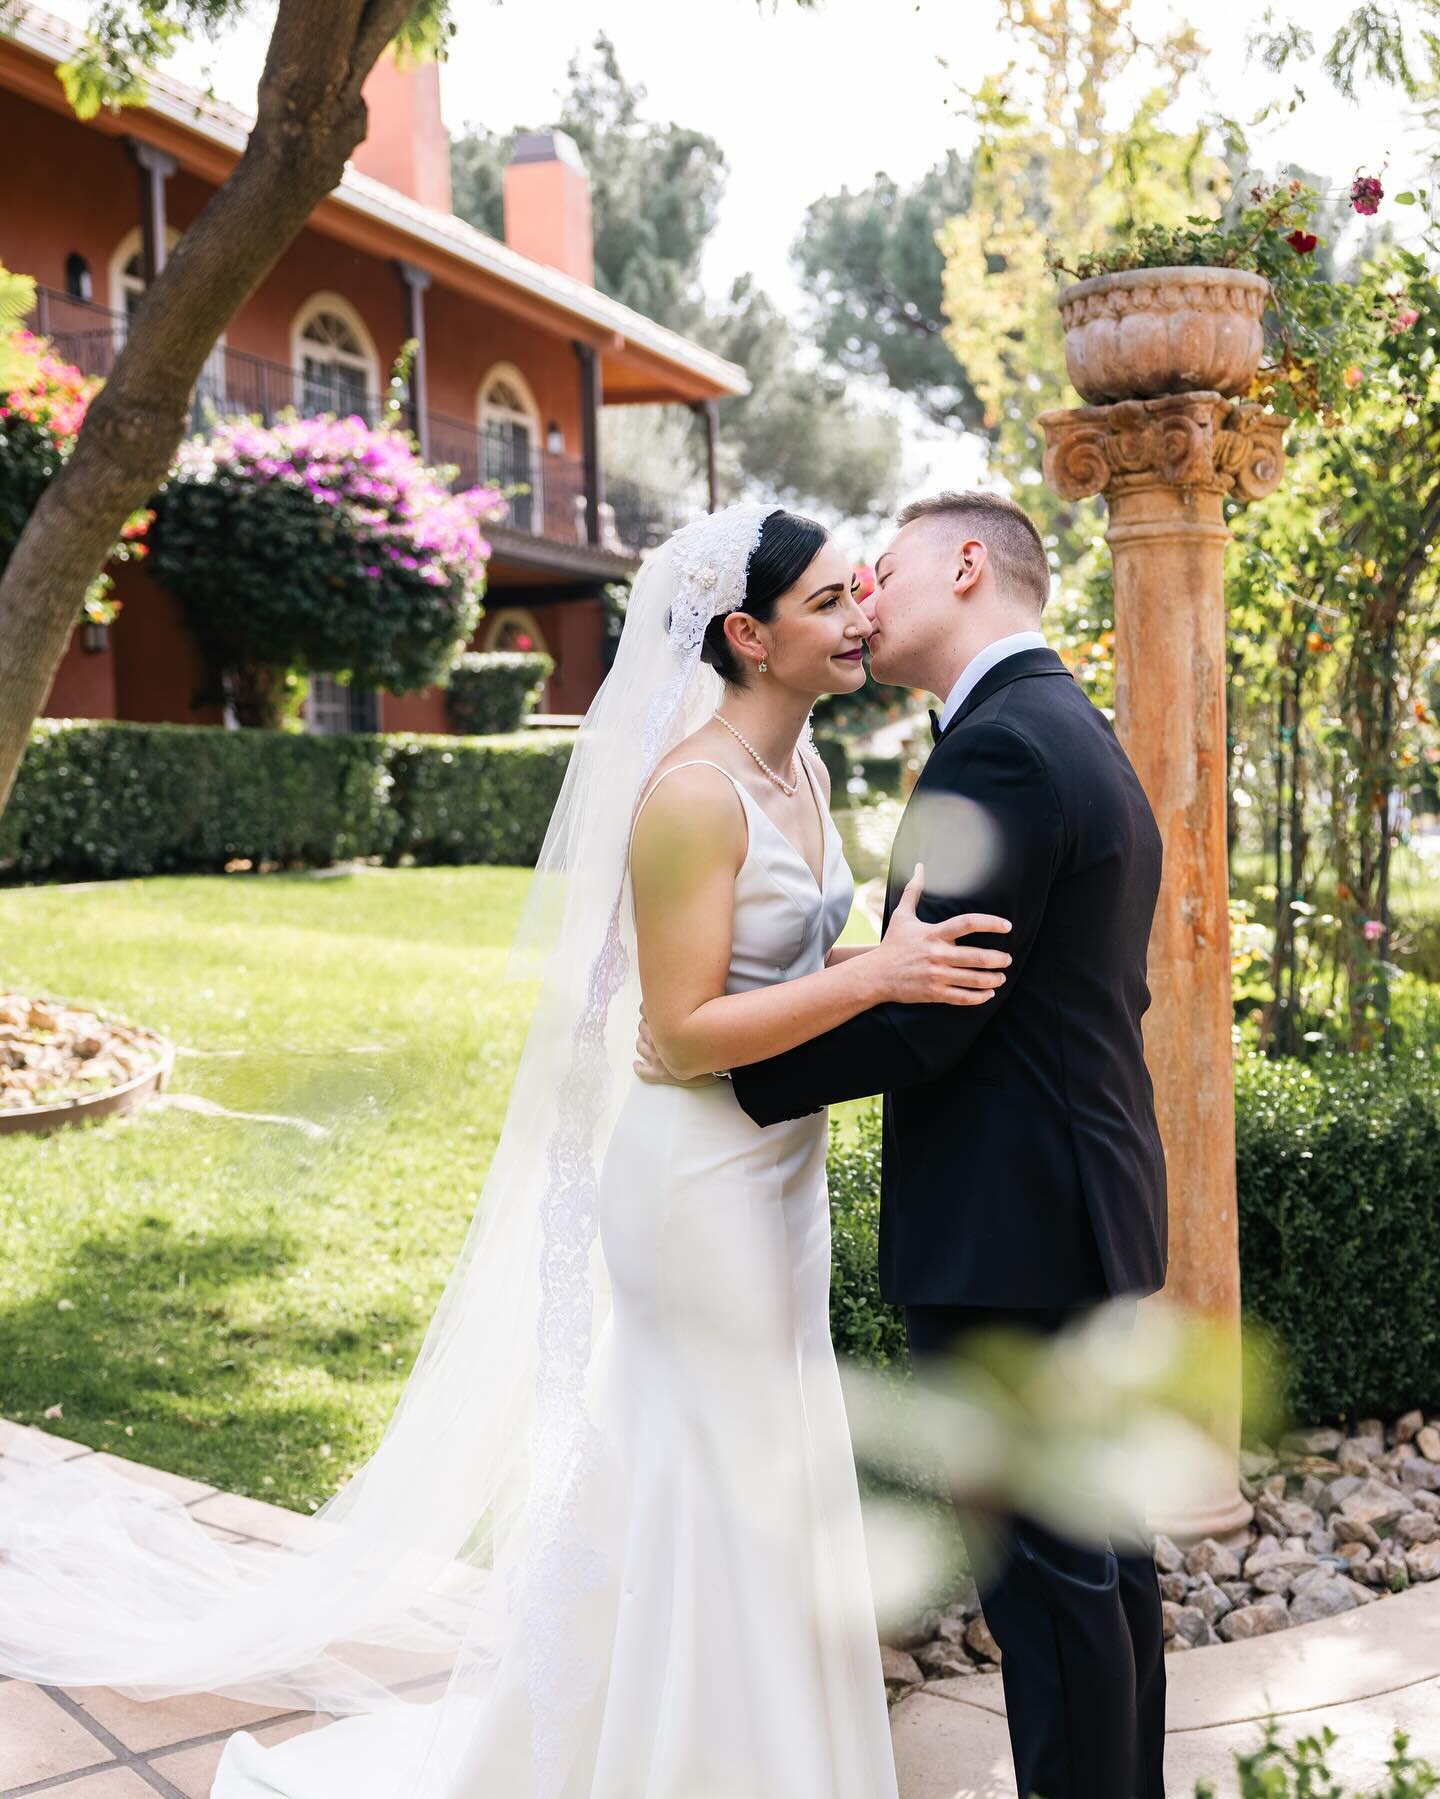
[0,0,441,812]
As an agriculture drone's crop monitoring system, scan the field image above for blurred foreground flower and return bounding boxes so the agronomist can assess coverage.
[845,1298,1285,1629]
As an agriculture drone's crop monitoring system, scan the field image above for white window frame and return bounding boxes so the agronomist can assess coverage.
[109,224,180,319]
[109,227,226,414]
[290,292,381,422]
[478,362,544,535]
[304,672,380,736]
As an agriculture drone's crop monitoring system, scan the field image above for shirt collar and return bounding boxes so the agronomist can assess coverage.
[937,631,1049,732]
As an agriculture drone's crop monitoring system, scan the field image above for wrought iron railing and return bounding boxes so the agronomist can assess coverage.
[27,286,699,559]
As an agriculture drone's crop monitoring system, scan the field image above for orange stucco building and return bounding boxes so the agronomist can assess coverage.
[1,9,748,731]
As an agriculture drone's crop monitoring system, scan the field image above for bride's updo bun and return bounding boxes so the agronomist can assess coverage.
[701,508,828,686]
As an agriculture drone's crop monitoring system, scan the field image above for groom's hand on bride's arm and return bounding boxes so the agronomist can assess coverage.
[729,723,1060,1126]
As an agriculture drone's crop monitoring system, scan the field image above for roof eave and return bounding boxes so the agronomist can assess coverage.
[0,9,751,402]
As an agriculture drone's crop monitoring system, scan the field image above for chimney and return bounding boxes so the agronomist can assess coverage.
[353,52,452,215]
[503,131,594,286]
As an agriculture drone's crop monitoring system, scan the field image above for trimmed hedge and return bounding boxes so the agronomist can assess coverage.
[812,732,851,805]
[1235,1049,1440,1421]
[0,719,572,878]
[386,732,571,866]
[826,1049,1440,1422]
[445,652,554,735]
[828,1108,909,1367]
[850,752,905,798]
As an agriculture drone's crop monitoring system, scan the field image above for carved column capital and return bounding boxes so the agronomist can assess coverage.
[1038,392,1287,506]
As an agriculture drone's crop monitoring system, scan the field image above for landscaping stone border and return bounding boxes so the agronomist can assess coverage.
[0,994,172,1137]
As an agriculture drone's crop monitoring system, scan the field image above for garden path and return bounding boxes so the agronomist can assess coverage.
[3,1421,1439,1797]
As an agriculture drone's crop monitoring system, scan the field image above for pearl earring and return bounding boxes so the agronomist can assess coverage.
[758,659,768,675]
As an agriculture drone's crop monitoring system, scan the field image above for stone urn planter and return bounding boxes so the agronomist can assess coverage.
[1059,267,1270,405]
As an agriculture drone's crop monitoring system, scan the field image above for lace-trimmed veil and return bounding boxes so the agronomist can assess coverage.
[0,502,775,1791]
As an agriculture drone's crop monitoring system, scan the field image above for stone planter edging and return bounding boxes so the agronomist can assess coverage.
[0,1040,174,1137]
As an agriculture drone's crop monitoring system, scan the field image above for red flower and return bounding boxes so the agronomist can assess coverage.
[1350,174,1384,216]
[1392,306,1420,333]
[1286,230,1318,255]
[514,633,534,651]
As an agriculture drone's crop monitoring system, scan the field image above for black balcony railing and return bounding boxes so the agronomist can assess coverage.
[27,286,700,561]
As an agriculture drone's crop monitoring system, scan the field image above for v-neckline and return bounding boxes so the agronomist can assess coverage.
[739,752,830,895]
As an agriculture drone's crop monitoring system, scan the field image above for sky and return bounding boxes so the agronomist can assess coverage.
[61,0,1428,307]
[28,0,1438,495]
[437,0,1434,310]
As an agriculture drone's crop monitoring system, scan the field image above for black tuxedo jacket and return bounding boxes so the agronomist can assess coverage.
[730,647,1168,1309]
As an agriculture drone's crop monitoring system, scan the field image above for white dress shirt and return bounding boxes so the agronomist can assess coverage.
[936,631,1049,734]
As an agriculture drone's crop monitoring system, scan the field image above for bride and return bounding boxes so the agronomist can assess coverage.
[0,503,1009,1798]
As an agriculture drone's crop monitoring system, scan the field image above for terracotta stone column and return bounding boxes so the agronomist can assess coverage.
[1039,392,1287,1539]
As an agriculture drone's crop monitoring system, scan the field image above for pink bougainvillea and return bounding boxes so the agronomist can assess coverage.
[152,412,508,705]
[173,413,503,596]
[0,329,149,621]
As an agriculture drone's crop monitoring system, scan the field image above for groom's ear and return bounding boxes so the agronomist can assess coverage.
[953,537,988,596]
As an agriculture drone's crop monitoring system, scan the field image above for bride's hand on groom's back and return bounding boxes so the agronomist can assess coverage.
[874,864,1012,1007]
[634,1007,722,1087]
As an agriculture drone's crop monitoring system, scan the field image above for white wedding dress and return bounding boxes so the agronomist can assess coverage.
[213,753,900,1798]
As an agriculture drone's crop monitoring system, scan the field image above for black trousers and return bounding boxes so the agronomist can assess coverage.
[904,1303,1166,1799]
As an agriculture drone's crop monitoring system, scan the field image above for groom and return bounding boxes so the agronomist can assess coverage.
[696,492,1168,1798]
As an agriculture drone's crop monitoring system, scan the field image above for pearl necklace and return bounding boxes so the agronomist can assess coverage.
[713,713,800,797]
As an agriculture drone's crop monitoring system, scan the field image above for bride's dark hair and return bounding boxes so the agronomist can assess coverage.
[701,508,828,686]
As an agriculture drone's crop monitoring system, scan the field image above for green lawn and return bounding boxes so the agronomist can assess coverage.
[0,868,876,1512]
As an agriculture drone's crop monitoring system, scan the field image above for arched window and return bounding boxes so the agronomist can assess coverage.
[291,294,379,422]
[479,364,542,534]
[109,227,224,419]
[483,608,551,709]
[109,225,180,320]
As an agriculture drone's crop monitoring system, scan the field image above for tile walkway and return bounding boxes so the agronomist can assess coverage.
[0,1422,322,1799]
[5,1419,1440,1795]
[893,1573,1440,1796]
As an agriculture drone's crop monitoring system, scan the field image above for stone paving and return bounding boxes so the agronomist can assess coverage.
[0,1422,321,1799]
[5,1419,1440,1797]
[893,1573,1440,1797]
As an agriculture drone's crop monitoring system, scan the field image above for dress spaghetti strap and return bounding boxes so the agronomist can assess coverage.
[629,759,748,850]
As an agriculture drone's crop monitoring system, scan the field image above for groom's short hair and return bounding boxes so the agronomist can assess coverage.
[896,491,1050,614]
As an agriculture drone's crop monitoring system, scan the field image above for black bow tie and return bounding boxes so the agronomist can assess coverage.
[928,708,943,745]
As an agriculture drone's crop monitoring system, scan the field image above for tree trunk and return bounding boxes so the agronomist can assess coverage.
[225,664,292,731]
[0,0,425,814]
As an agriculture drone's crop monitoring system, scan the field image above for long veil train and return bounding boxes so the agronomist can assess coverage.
[0,502,775,1795]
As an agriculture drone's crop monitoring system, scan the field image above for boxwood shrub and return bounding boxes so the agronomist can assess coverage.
[850,752,905,798]
[385,731,572,866]
[445,651,554,735]
[812,732,851,806]
[0,719,571,878]
[1235,1048,1440,1421]
[826,1050,1440,1424]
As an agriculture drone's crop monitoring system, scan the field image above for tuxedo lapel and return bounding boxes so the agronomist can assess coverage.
[884,648,1075,919]
[936,647,1073,744]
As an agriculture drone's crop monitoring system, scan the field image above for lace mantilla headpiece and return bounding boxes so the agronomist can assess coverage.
[665,502,775,650]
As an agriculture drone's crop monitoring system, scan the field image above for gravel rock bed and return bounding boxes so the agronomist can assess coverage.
[882,1409,1440,1701]
[0,991,167,1112]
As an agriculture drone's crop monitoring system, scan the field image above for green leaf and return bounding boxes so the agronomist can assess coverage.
[1395,191,1418,205]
